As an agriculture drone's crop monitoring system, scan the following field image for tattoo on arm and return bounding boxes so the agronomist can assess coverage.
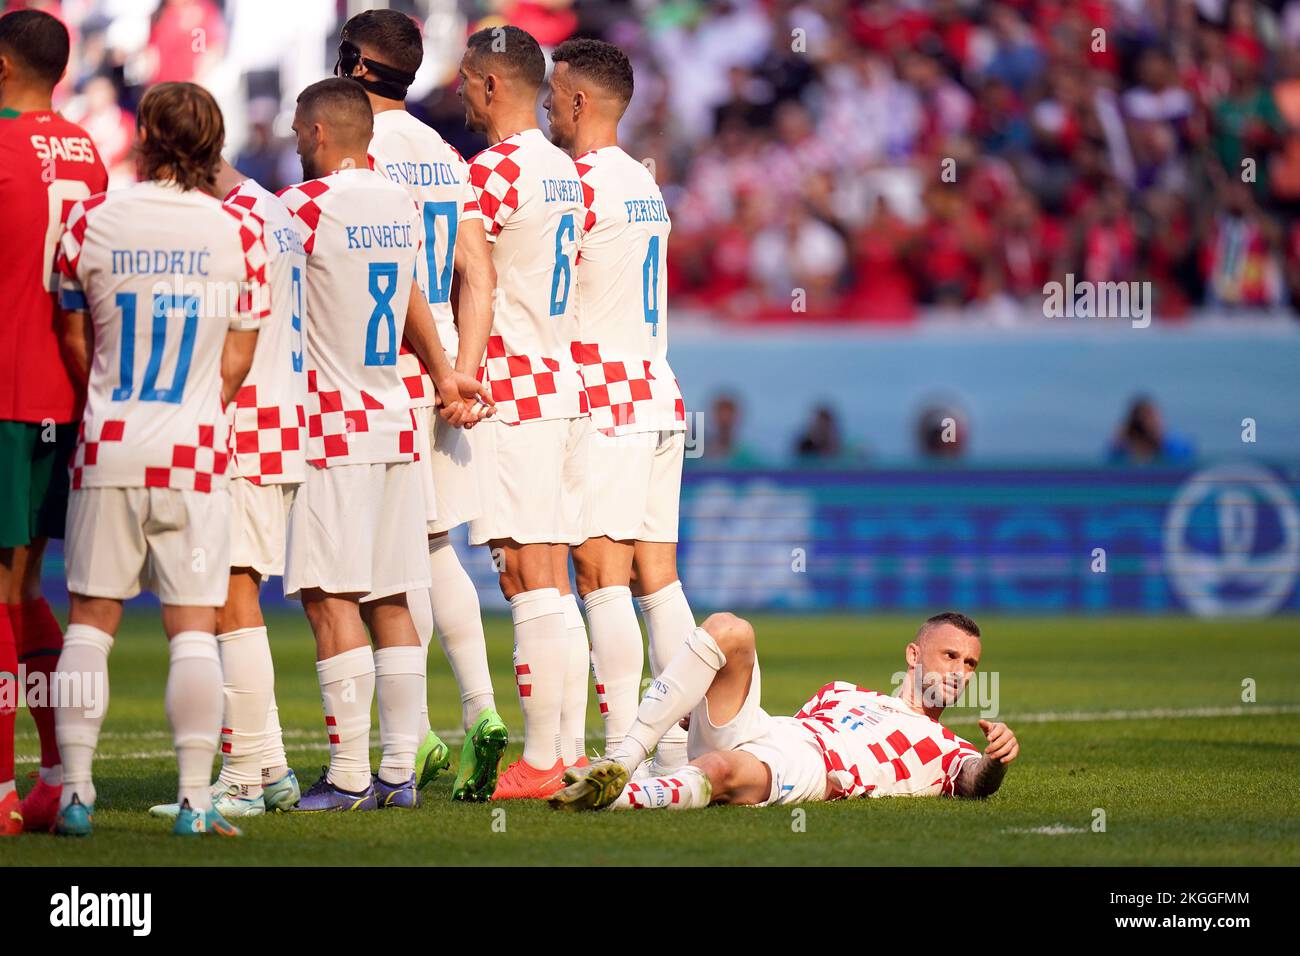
[954,755,1007,799]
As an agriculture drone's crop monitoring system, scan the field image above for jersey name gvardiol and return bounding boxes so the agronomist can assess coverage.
[224,178,308,485]
[793,682,982,798]
[572,146,685,436]
[368,109,479,406]
[277,168,421,467]
[57,181,269,492]
[467,127,587,425]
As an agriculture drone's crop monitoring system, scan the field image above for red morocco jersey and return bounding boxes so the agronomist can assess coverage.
[368,109,479,406]
[56,181,270,492]
[0,109,108,423]
[792,682,982,799]
[467,128,587,425]
[223,178,308,485]
[277,169,421,468]
[571,146,685,436]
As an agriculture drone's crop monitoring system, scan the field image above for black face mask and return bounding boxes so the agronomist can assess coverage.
[334,39,416,101]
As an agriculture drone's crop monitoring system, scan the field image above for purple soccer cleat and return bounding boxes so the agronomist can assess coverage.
[290,769,378,812]
[373,773,421,810]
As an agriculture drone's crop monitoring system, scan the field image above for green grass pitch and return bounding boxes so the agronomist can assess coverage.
[4,611,1298,866]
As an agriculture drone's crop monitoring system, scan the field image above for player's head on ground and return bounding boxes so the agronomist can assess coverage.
[905,611,982,710]
[458,24,545,133]
[337,8,421,104]
[545,37,633,152]
[293,77,374,180]
[0,8,70,101]
[135,82,225,192]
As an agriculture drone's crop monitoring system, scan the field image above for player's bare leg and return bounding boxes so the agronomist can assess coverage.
[630,540,694,770]
[573,535,642,757]
[491,539,567,797]
[553,543,591,767]
[550,612,754,811]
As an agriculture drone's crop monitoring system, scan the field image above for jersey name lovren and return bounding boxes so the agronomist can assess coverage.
[277,169,420,467]
[224,178,308,485]
[57,181,269,492]
[572,146,685,436]
[793,682,982,799]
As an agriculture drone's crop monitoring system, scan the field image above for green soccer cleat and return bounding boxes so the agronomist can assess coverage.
[452,708,509,802]
[547,758,630,812]
[415,729,452,791]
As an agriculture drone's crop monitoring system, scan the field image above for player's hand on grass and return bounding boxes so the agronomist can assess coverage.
[435,370,495,427]
[978,719,1019,765]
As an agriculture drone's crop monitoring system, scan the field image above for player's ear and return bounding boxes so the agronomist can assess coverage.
[905,641,919,666]
[573,90,585,119]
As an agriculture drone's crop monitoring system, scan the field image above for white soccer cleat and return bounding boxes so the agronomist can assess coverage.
[149,781,266,820]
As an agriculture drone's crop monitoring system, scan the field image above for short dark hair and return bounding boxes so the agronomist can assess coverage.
[465,24,545,89]
[918,611,981,640]
[551,37,633,104]
[297,77,374,147]
[137,82,224,191]
[341,8,423,76]
[0,9,70,88]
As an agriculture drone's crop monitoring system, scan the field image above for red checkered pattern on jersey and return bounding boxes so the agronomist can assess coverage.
[574,154,598,234]
[304,369,415,467]
[467,141,522,236]
[71,419,229,492]
[56,193,110,281]
[219,202,273,323]
[481,335,588,424]
[231,384,304,483]
[571,342,685,435]
[397,341,430,403]
[276,178,331,255]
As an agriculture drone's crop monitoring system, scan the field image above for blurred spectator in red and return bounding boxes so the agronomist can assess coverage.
[66,74,135,187]
[844,195,917,322]
[1201,180,1286,309]
[910,183,991,307]
[1081,179,1140,284]
[146,0,225,85]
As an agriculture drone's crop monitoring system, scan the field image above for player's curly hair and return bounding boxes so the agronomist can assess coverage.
[551,37,634,105]
[135,82,224,192]
[465,24,545,90]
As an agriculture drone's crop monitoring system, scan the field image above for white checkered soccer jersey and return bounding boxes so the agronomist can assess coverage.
[368,109,480,407]
[277,169,420,467]
[466,128,587,425]
[57,180,269,492]
[792,683,982,799]
[572,146,686,436]
[223,178,308,485]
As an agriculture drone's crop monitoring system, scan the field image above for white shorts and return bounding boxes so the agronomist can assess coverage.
[229,478,296,577]
[412,405,439,528]
[65,486,231,606]
[687,657,828,807]
[422,408,483,534]
[588,429,685,542]
[468,416,591,547]
[283,461,430,602]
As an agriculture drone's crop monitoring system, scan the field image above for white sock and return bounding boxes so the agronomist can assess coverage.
[636,581,695,767]
[0,780,13,800]
[558,593,589,765]
[261,697,288,782]
[428,537,495,730]
[585,586,643,753]
[166,631,224,812]
[39,765,63,786]
[215,626,273,792]
[612,765,711,810]
[316,645,375,793]
[612,627,725,772]
[510,588,566,769]
[54,623,113,810]
[374,645,425,785]
[407,587,435,739]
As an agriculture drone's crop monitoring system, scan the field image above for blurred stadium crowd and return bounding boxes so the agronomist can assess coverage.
[19,0,1300,322]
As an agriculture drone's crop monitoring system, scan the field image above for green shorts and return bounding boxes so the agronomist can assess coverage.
[0,419,77,548]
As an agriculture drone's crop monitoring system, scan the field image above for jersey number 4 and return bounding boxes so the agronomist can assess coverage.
[111,292,198,405]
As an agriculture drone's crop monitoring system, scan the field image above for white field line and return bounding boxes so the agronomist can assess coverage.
[13,703,1299,765]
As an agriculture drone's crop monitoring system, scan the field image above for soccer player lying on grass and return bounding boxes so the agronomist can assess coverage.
[550,611,1018,811]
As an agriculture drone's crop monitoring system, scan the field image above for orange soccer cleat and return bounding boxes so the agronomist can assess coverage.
[1,789,22,836]
[490,758,565,800]
[19,777,61,833]
[567,755,590,771]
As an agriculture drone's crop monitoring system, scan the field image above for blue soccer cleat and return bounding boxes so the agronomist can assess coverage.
[374,772,421,809]
[261,769,301,813]
[53,793,94,837]
[173,798,242,837]
[290,769,378,812]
